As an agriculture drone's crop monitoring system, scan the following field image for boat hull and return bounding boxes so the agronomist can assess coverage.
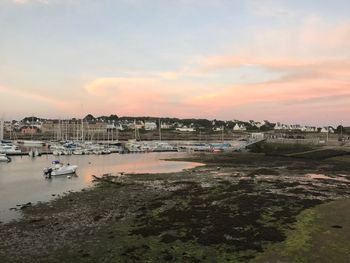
[18,140,45,146]
[0,154,10,162]
[45,165,78,176]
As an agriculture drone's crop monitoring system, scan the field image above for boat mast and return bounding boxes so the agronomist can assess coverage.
[31,115,34,141]
[0,115,4,141]
[134,119,137,141]
[222,126,224,143]
[116,122,119,142]
[341,122,343,137]
[159,118,162,141]
[76,120,79,141]
[111,121,114,143]
[81,117,84,142]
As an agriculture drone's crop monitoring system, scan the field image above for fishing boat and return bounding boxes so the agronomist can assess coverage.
[43,161,78,177]
[0,153,11,162]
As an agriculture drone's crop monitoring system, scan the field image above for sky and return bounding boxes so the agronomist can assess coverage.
[0,0,349,126]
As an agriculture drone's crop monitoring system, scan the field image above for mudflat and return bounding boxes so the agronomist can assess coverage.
[1,145,350,262]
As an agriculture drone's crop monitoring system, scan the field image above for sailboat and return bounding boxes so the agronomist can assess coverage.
[0,115,4,142]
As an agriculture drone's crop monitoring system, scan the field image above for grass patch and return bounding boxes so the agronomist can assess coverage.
[327,155,350,163]
[253,198,350,263]
[252,208,319,263]
[249,142,316,156]
[290,149,350,160]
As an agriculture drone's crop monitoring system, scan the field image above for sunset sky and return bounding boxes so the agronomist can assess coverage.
[0,0,349,126]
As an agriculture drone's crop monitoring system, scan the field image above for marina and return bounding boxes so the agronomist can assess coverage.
[0,137,261,157]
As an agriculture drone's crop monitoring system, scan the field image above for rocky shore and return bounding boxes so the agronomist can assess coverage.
[1,145,350,262]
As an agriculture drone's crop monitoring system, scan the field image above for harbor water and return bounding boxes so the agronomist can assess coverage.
[0,152,203,223]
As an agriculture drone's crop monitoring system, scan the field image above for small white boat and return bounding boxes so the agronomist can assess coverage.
[73,149,84,155]
[44,161,78,177]
[0,153,11,162]
[0,144,21,154]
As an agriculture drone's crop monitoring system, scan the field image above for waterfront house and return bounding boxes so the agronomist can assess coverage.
[20,126,40,135]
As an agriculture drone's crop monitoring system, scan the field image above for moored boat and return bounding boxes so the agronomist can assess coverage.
[0,153,11,162]
[18,140,45,147]
[0,144,22,154]
[43,161,78,177]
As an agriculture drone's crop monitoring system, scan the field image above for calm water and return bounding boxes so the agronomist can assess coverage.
[0,152,203,223]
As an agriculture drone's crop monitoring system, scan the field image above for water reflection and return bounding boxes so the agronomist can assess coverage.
[0,152,203,223]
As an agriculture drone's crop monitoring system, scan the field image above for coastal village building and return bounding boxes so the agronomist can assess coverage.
[144,122,158,131]
[321,127,335,133]
[161,122,173,129]
[274,123,289,130]
[213,126,224,131]
[274,123,318,132]
[104,122,124,131]
[233,123,246,131]
[20,126,40,135]
[255,120,268,128]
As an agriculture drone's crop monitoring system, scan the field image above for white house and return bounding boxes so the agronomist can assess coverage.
[320,127,335,133]
[304,126,315,132]
[161,122,172,129]
[127,121,144,130]
[144,122,157,130]
[106,123,124,131]
[255,120,268,128]
[274,122,285,130]
[233,124,246,131]
[213,126,224,131]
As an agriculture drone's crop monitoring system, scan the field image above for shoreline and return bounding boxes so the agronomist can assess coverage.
[0,152,204,224]
[1,145,350,262]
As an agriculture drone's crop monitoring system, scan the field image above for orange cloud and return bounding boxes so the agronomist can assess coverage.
[85,77,158,95]
[82,77,207,117]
